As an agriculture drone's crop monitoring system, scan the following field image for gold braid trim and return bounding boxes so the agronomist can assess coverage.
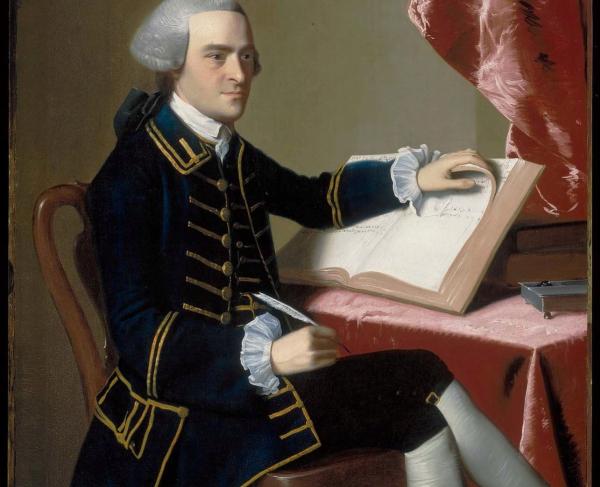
[240,378,321,487]
[182,303,222,322]
[185,250,223,274]
[332,163,345,228]
[187,221,222,241]
[326,162,346,228]
[93,367,188,474]
[151,312,179,398]
[146,312,174,397]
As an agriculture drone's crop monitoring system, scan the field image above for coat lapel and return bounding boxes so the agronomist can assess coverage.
[235,138,282,300]
[146,104,217,175]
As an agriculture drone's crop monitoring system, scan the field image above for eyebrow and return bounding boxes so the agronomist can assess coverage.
[201,43,256,52]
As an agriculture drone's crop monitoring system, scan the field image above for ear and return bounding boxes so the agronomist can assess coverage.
[172,67,184,80]
[253,51,262,76]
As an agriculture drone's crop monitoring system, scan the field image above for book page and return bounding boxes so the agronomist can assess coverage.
[278,158,518,292]
[356,159,516,291]
[276,153,399,275]
[355,158,516,291]
[277,210,396,276]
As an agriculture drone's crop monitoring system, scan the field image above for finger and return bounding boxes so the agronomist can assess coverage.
[451,153,486,164]
[316,357,338,369]
[309,350,339,365]
[311,349,338,359]
[464,155,490,169]
[446,178,476,190]
[440,149,475,158]
[442,154,488,170]
[312,337,339,351]
[312,326,337,339]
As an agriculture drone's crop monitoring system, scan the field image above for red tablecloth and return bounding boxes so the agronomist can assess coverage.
[289,287,587,487]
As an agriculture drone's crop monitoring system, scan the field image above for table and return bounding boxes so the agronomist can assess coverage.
[284,286,588,487]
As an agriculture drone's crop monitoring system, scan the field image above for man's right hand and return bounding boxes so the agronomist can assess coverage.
[270,325,339,375]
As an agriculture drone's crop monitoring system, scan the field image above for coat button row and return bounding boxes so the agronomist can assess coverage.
[221,234,231,248]
[217,179,229,192]
[222,261,234,276]
[220,312,232,325]
[221,287,233,301]
[220,208,231,222]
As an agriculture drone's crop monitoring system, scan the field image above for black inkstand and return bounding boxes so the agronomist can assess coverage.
[519,279,588,319]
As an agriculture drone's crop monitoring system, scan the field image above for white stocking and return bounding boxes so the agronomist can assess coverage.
[404,426,465,487]
[436,381,548,487]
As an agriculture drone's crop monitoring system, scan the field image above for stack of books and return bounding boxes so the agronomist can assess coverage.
[485,221,587,287]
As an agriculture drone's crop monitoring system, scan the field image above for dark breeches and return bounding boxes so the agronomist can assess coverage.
[71,350,453,485]
[287,349,454,465]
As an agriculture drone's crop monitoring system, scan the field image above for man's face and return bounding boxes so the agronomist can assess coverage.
[174,10,257,126]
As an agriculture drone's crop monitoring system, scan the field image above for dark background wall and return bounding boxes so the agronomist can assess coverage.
[12,1,508,485]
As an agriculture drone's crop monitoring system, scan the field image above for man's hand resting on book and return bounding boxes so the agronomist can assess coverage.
[270,325,339,375]
[417,149,490,192]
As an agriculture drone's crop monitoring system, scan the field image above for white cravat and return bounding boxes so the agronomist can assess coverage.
[170,92,233,162]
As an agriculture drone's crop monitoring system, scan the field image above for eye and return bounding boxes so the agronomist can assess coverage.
[206,52,225,62]
[240,52,255,63]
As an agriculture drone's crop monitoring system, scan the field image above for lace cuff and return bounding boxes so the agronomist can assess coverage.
[390,143,441,215]
[240,312,283,396]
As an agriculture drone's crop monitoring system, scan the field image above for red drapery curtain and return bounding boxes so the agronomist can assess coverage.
[408,0,588,222]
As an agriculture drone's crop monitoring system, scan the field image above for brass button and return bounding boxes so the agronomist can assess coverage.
[221,287,233,300]
[217,179,229,192]
[220,312,232,325]
[219,208,231,222]
[236,241,244,249]
[221,234,231,248]
[222,261,234,276]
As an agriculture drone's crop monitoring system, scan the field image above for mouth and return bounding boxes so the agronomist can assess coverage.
[222,92,245,97]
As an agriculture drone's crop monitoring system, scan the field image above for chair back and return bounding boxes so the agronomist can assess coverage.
[33,182,117,420]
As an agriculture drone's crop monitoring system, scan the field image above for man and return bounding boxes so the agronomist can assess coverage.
[72,1,548,486]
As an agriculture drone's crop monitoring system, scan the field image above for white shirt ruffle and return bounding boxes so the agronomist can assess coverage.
[240,312,283,395]
[390,144,441,215]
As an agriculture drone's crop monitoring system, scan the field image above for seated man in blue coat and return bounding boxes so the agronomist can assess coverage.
[72,1,548,486]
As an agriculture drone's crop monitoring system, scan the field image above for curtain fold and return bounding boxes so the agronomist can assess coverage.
[408,0,588,221]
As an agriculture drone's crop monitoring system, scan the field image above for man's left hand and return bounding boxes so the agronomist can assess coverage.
[416,149,490,192]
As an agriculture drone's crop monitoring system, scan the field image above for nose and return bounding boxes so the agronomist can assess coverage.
[227,54,247,85]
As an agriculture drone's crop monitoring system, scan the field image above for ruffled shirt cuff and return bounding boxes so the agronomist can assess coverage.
[390,143,441,215]
[240,312,283,396]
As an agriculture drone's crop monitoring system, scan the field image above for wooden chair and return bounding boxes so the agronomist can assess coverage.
[33,182,406,487]
[33,182,115,417]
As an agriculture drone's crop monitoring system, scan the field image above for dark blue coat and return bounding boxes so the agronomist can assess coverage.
[74,102,403,486]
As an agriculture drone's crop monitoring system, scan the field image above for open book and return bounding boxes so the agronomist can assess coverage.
[276,153,544,314]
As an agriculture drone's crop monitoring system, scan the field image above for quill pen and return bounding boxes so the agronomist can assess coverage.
[252,292,351,353]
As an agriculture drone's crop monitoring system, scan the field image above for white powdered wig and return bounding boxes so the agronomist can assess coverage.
[130,0,247,72]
